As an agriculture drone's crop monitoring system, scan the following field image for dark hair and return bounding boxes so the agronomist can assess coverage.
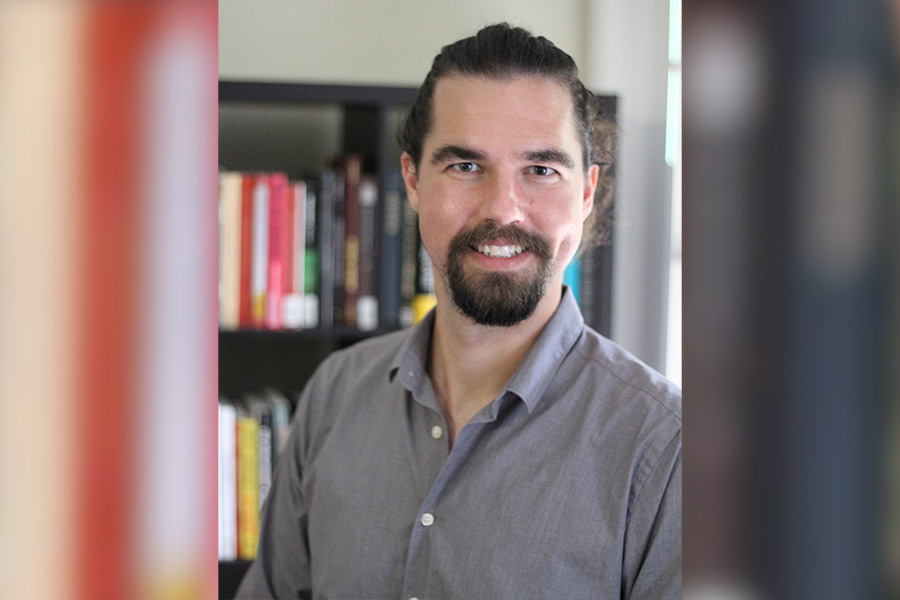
[398,23,616,247]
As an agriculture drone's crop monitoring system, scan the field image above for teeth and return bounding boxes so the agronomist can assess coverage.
[477,244,524,258]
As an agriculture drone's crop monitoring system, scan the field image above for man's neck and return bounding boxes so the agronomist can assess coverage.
[428,283,562,447]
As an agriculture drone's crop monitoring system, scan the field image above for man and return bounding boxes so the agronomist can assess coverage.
[237,23,681,600]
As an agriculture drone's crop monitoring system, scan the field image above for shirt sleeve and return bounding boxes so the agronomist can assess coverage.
[234,383,316,600]
[622,429,682,600]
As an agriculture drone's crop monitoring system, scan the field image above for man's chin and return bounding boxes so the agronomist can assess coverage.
[449,270,546,328]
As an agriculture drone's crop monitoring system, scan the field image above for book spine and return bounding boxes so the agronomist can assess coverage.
[342,156,362,327]
[283,181,306,328]
[356,175,379,331]
[332,168,346,326]
[236,410,260,559]
[265,173,289,330]
[413,236,437,324]
[218,399,238,560]
[263,388,292,466]
[399,194,419,328]
[250,175,269,328]
[257,406,273,508]
[317,170,335,328]
[218,402,224,558]
[239,174,256,327]
[303,182,320,328]
[378,169,404,330]
[218,172,242,329]
[218,176,225,329]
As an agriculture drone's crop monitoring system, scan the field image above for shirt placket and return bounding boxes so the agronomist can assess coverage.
[400,404,493,600]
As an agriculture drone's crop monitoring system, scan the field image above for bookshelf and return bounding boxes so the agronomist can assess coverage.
[217,80,615,598]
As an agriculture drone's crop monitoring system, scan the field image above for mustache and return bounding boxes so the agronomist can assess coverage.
[448,222,552,261]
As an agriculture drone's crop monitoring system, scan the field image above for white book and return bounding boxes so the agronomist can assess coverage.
[251,176,269,326]
[218,399,238,560]
[218,403,224,558]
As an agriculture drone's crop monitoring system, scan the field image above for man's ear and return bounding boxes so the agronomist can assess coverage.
[582,164,600,221]
[401,152,420,212]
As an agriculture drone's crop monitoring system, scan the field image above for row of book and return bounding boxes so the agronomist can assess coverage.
[218,158,437,332]
[218,389,294,561]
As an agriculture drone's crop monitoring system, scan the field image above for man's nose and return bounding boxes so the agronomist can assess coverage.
[476,171,524,225]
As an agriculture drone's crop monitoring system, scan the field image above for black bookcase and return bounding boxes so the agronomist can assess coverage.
[217,80,615,598]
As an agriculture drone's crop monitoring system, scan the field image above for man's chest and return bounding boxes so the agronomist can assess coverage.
[301,400,630,599]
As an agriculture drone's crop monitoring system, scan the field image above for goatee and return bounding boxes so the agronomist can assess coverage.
[445,223,554,327]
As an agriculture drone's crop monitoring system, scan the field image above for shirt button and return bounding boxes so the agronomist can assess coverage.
[431,425,444,439]
[420,512,435,527]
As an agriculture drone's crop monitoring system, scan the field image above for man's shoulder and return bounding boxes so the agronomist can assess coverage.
[570,326,681,425]
[313,326,414,384]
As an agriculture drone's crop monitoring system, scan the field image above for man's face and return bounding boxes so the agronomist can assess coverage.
[402,75,599,327]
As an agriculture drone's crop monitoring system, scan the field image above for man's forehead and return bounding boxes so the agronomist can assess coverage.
[426,74,580,151]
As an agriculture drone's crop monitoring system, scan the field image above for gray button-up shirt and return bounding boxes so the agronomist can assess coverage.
[236,289,681,599]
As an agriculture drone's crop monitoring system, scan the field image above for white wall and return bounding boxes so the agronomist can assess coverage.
[219,0,674,371]
[219,0,587,85]
[585,0,673,370]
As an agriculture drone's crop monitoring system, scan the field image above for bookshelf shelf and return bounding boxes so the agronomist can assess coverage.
[218,80,420,599]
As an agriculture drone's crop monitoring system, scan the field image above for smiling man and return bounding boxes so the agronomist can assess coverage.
[237,23,681,600]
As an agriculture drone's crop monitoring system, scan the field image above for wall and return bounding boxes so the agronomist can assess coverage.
[219,0,587,86]
[585,0,673,371]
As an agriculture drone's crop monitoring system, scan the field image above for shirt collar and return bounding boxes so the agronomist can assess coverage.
[505,286,585,412]
[389,308,435,392]
[388,287,585,413]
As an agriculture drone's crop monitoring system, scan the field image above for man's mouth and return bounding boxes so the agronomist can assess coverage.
[475,243,525,258]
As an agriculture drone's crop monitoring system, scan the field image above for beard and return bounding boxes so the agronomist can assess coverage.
[445,222,554,327]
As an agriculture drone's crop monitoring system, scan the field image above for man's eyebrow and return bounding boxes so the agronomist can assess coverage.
[523,148,576,170]
[430,144,486,165]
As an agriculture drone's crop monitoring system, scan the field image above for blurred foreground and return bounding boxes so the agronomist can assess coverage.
[0,3,217,600]
[684,0,899,599]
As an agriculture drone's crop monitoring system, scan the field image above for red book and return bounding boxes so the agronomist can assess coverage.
[265,173,289,329]
[238,174,256,327]
[284,181,307,328]
[342,155,362,326]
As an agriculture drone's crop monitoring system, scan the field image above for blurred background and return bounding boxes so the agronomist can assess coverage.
[0,0,896,599]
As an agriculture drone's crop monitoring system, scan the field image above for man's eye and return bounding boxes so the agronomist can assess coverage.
[451,162,479,173]
[528,165,557,177]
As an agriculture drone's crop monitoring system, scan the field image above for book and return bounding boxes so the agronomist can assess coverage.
[236,403,260,559]
[341,156,362,326]
[331,167,346,326]
[302,182,320,328]
[262,388,292,466]
[356,175,379,331]
[317,169,337,328]
[399,193,419,328]
[413,237,437,324]
[250,175,269,328]
[218,399,238,560]
[379,169,405,330]
[283,181,306,329]
[247,395,274,509]
[218,172,242,329]
[239,174,257,327]
[265,173,289,330]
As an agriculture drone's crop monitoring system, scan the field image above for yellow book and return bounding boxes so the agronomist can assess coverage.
[236,414,260,559]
